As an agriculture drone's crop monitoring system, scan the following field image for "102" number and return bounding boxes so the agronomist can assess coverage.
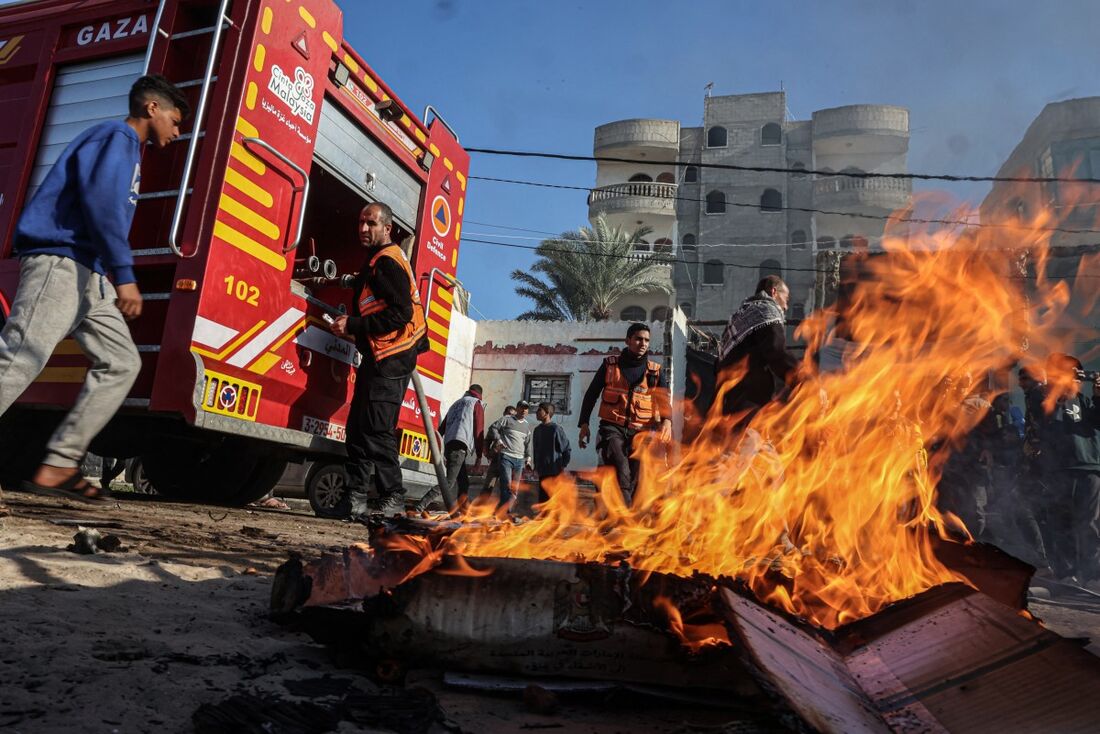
[223,275,259,306]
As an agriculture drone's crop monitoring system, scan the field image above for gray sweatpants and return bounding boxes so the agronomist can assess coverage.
[0,254,141,469]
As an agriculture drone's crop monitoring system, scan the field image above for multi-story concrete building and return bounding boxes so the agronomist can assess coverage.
[980,97,1100,367]
[590,92,911,332]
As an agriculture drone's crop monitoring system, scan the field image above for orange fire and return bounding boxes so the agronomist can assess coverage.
[445,197,1095,630]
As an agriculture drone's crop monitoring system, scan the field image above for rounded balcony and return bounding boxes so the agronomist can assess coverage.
[594,119,680,161]
[588,181,678,219]
[812,105,909,156]
[813,175,912,211]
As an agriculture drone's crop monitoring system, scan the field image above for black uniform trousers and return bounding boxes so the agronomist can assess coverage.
[597,422,640,506]
[345,369,411,502]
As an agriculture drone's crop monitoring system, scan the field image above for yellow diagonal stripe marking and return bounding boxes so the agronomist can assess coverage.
[219,193,280,240]
[429,300,450,320]
[436,286,453,304]
[236,116,259,138]
[193,320,268,362]
[214,220,286,271]
[249,352,282,375]
[322,31,338,52]
[261,7,273,33]
[246,82,258,110]
[417,364,444,382]
[253,44,266,72]
[298,6,316,27]
[231,141,265,175]
[224,167,273,208]
[428,339,446,356]
[426,319,449,339]
[456,172,466,191]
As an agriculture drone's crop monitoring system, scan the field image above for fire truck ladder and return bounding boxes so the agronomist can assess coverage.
[138,0,235,258]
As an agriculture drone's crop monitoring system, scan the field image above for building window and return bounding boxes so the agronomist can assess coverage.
[684,165,699,183]
[760,188,782,212]
[790,162,806,177]
[653,238,673,256]
[680,302,694,317]
[656,172,675,183]
[840,234,869,251]
[817,236,837,250]
[791,229,807,250]
[652,306,671,321]
[524,374,571,415]
[761,122,782,146]
[703,259,724,284]
[628,173,653,182]
[620,305,646,321]
[682,233,696,246]
[707,126,727,148]
[759,259,782,281]
[706,190,726,214]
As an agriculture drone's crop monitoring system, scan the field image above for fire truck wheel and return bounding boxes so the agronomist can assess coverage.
[141,438,286,507]
[306,463,350,519]
[231,458,290,506]
[0,410,61,490]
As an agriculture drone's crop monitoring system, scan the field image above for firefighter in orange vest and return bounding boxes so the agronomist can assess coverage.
[330,202,427,519]
[578,322,672,505]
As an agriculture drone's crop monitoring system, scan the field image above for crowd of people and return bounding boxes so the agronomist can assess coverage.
[937,356,1100,588]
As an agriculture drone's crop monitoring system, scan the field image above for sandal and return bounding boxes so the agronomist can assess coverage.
[23,476,112,504]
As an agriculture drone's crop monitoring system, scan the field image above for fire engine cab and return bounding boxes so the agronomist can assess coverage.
[0,0,468,504]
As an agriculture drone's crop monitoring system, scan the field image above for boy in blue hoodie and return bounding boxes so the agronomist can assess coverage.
[0,75,187,502]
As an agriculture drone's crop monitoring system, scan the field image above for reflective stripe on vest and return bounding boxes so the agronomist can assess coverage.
[597,355,662,430]
[357,244,427,362]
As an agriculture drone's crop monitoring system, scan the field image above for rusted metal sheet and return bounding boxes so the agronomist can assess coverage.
[839,586,1100,733]
[717,588,892,734]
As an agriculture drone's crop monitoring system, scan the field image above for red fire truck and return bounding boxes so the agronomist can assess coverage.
[0,0,468,505]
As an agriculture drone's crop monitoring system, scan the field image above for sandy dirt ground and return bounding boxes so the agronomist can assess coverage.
[2,486,1100,734]
[0,488,770,734]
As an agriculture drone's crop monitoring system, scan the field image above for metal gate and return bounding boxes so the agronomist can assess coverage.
[28,54,144,198]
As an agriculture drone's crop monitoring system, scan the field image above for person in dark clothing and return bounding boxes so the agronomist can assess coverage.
[716,275,800,423]
[1029,354,1100,584]
[416,384,485,513]
[330,202,427,519]
[532,402,571,503]
[578,323,672,505]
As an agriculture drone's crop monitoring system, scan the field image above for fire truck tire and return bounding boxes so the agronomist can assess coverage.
[231,458,290,506]
[305,462,350,519]
[141,438,285,506]
[0,410,61,489]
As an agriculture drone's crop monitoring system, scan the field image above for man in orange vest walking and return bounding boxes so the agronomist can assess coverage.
[330,202,427,519]
[578,323,672,505]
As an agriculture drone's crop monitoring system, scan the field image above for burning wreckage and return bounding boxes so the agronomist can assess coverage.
[274,229,1100,730]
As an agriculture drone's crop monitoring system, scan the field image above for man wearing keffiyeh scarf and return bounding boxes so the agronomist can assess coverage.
[716,275,800,421]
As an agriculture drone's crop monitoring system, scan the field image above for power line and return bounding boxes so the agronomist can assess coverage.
[460,233,1100,280]
[464,230,883,249]
[460,236,829,274]
[469,174,1100,236]
[467,147,1100,185]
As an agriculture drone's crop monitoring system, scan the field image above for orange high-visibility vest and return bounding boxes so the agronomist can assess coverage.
[598,355,663,430]
[356,244,426,362]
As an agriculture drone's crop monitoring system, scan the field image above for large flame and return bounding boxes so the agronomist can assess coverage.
[445,195,1096,630]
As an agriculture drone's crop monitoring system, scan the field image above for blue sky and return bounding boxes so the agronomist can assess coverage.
[337,0,1100,319]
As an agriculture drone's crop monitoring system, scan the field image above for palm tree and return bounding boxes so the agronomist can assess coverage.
[512,216,672,321]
